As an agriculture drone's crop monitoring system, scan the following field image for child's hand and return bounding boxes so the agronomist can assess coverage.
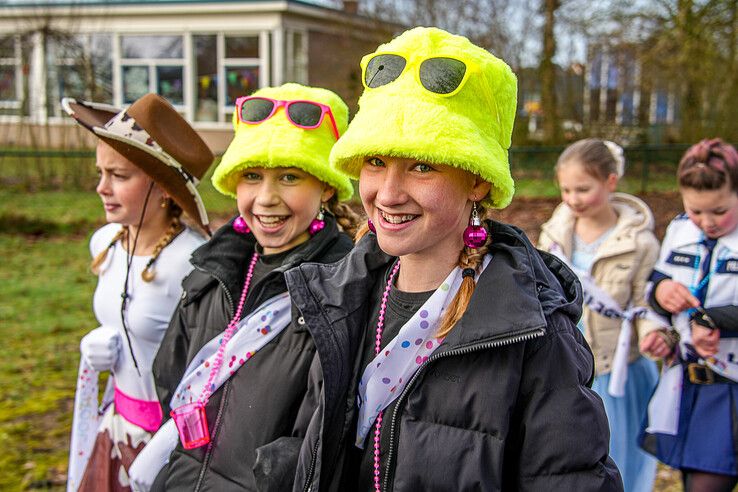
[691,321,720,358]
[640,330,673,359]
[655,280,700,313]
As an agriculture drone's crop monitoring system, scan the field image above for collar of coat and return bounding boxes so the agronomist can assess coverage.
[183,213,350,308]
[666,213,738,252]
[540,192,655,260]
[285,219,582,352]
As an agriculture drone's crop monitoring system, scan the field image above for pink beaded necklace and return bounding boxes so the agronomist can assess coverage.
[372,259,401,492]
[197,251,259,405]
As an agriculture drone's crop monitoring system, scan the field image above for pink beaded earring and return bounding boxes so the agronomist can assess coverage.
[232,216,250,235]
[367,219,376,233]
[463,201,488,249]
[308,206,326,236]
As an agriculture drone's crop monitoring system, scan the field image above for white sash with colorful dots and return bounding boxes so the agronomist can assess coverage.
[355,256,491,448]
[128,292,291,487]
[170,292,291,409]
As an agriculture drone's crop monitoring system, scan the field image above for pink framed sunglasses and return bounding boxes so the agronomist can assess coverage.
[234,96,341,139]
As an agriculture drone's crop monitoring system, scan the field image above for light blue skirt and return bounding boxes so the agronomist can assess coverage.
[593,356,659,492]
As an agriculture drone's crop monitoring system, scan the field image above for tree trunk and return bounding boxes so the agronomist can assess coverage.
[540,0,561,143]
[677,0,702,142]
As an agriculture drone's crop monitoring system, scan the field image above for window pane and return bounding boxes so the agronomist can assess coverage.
[655,91,668,123]
[57,65,86,100]
[194,35,218,122]
[621,91,634,125]
[47,36,85,116]
[123,65,149,103]
[0,36,15,58]
[0,66,16,100]
[54,34,85,60]
[225,36,259,58]
[225,66,259,106]
[292,31,307,83]
[90,34,113,103]
[122,35,183,59]
[157,66,183,105]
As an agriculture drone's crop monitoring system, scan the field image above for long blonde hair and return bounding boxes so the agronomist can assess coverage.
[355,204,490,338]
[90,200,184,282]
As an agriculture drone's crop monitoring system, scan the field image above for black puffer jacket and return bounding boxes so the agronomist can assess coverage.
[274,220,622,492]
[151,215,352,491]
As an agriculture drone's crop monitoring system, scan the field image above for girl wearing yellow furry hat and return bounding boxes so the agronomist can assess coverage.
[280,27,623,491]
[127,83,359,491]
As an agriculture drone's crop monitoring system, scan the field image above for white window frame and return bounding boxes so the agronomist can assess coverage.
[0,34,22,110]
[284,29,308,85]
[219,31,268,124]
[117,33,189,110]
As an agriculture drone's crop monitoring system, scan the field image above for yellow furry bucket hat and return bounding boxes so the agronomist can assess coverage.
[330,27,518,208]
[212,83,354,200]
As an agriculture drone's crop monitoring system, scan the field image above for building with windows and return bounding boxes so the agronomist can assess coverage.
[0,0,393,151]
[584,43,679,143]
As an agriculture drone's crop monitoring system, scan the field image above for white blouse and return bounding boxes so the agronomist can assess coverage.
[90,222,205,401]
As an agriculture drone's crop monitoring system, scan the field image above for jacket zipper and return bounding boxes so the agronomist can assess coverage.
[381,327,546,491]
[302,436,321,492]
[192,265,235,491]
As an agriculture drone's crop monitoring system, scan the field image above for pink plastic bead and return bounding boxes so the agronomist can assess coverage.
[371,260,400,492]
[199,252,259,405]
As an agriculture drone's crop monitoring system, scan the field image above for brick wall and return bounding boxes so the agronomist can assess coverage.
[307,27,393,116]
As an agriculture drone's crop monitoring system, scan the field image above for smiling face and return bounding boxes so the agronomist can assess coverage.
[681,183,738,239]
[556,160,617,219]
[236,166,334,254]
[95,141,167,226]
[359,156,489,261]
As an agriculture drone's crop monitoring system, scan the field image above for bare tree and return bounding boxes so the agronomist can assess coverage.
[573,0,738,142]
[540,0,561,143]
[359,0,536,67]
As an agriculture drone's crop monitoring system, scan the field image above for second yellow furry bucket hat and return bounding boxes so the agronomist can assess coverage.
[212,83,354,201]
[330,27,518,209]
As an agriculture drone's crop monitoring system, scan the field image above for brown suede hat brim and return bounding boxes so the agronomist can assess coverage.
[62,95,214,236]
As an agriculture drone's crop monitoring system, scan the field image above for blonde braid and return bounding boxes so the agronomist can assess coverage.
[436,205,490,338]
[325,195,363,238]
[90,227,126,275]
[354,221,371,242]
[141,216,183,282]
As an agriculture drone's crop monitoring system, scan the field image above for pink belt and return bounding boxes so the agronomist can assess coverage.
[114,386,163,432]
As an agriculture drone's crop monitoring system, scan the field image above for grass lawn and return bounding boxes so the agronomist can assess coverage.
[0,234,96,489]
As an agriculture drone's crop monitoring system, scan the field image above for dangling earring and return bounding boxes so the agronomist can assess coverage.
[463,202,488,249]
[367,219,376,233]
[161,197,169,209]
[233,216,250,235]
[308,206,326,236]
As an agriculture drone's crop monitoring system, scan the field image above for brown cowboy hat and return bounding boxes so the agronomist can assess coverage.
[61,93,214,235]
